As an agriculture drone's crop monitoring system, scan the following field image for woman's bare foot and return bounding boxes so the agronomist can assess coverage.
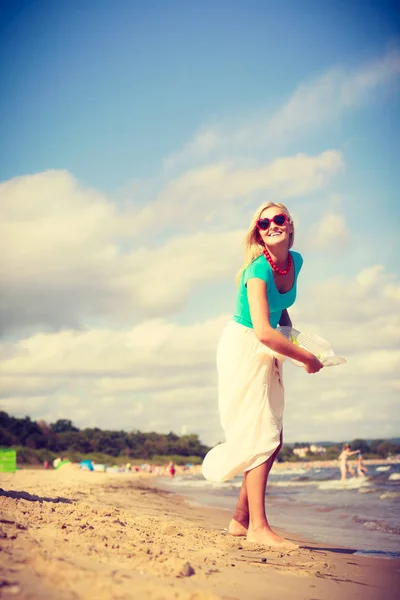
[228,519,247,536]
[228,518,248,537]
[246,525,299,549]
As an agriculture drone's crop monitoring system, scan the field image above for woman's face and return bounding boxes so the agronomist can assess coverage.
[257,206,292,249]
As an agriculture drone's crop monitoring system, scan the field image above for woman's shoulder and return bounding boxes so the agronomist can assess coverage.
[290,249,303,262]
[242,253,269,283]
[290,250,304,270]
[242,253,266,271]
[251,253,266,266]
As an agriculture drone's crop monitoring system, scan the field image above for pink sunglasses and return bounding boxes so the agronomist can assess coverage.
[257,213,288,230]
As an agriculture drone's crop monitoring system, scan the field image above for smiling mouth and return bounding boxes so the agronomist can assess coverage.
[269,231,282,237]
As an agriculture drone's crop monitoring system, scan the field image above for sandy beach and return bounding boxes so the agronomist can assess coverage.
[1,468,399,600]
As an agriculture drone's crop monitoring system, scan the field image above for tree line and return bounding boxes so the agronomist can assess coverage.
[0,412,210,459]
[1,412,398,462]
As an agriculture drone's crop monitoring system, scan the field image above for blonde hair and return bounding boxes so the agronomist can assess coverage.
[236,202,295,285]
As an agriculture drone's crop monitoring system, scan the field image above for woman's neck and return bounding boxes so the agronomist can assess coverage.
[265,245,290,267]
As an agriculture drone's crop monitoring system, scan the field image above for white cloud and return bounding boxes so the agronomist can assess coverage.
[311,406,363,424]
[1,171,399,443]
[165,48,400,170]
[0,315,227,442]
[0,376,63,398]
[386,380,400,391]
[356,265,385,289]
[348,350,400,375]
[1,263,399,445]
[383,283,400,302]
[267,49,400,139]
[132,150,344,234]
[0,152,343,335]
[1,396,48,413]
[0,172,239,333]
[311,212,349,249]
[319,388,352,403]
[163,152,342,202]
[0,315,228,377]
[296,264,400,353]
[276,262,400,443]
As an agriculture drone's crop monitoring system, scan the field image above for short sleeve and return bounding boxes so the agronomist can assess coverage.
[292,251,303,274]
[243,257,269,287]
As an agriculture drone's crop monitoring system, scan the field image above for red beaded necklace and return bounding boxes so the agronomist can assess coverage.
[263,248,292,276]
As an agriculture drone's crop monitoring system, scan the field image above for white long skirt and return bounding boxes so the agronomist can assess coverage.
[202,320,285,483]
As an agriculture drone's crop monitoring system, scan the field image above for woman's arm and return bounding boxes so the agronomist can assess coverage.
[279,309,292,327]
[247,279,323,372]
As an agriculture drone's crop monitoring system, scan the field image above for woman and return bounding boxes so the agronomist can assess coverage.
[338,444,360,480]
[202,202,323,547]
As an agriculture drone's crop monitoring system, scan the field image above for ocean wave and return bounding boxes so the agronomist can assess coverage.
[271,480,317,488]
[358,486,377,494]
[376,466,391,472]
[171,477,242,489]
[271,467,308,476]
[388,473,400,481]
[380,491,400,500]
[353,517,400,536]
[317,478,370,491]
[354,550,400,559]
[271,477,374,490]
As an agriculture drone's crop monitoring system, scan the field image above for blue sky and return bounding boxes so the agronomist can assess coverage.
[0,1,399,444]
[1,0,399,188]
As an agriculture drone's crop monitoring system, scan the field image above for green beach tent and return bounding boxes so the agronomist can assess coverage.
[0,448,17,473]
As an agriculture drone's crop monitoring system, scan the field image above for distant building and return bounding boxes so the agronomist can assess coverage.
[293,447,308,458]
[293,445,327,458]
[310,444,326,454]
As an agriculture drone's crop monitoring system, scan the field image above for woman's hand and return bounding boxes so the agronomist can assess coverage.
[303,354,324,374]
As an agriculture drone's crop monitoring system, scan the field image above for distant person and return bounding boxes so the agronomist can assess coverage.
[338,444,360,480]
[356,452,368,478]
[202,202,323,548]
[167,461,176,477]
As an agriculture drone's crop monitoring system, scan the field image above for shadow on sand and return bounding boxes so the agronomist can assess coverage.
[0,487,73,504]
[302,545,356,554]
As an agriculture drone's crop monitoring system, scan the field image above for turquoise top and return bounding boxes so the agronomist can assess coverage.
[232,250,303,329]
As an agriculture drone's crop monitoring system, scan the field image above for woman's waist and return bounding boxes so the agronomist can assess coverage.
[219,319,286,362]
[232,314,280,329]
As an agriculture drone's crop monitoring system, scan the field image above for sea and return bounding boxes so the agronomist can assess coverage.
[159,461,400,559]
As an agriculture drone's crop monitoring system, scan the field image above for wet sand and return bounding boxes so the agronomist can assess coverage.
[1,468,399,599]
